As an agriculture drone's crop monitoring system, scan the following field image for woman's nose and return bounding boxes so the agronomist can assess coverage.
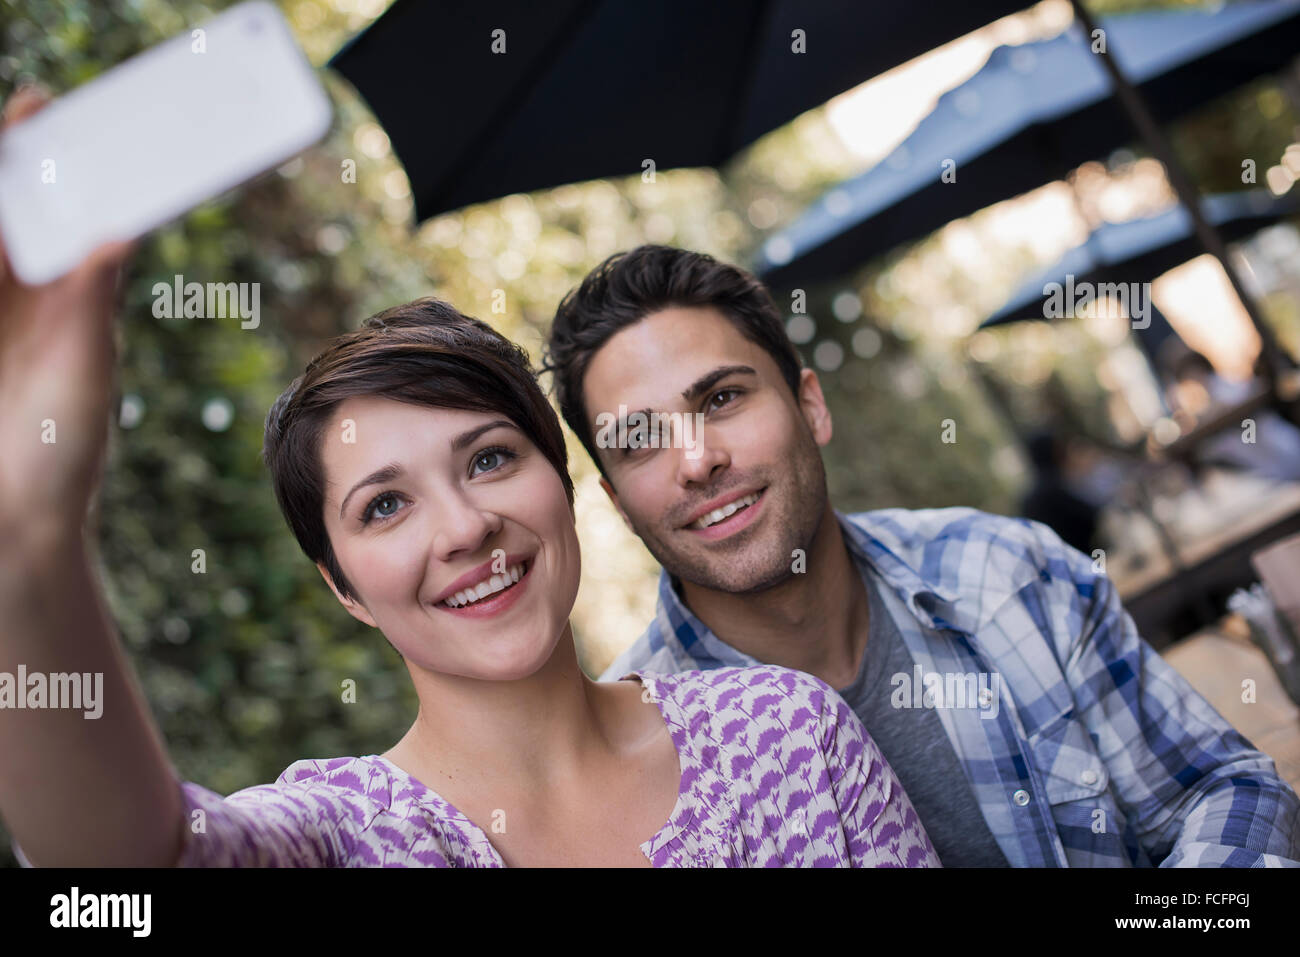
[431,492,503,561]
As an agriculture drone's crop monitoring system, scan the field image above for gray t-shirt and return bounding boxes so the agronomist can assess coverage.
[837,568,1009,867]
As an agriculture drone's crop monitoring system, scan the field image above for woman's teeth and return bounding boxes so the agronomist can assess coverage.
[693,491,761,530]
[443,563,525,608]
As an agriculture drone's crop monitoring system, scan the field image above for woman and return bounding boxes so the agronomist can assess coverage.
[0,89,938,868]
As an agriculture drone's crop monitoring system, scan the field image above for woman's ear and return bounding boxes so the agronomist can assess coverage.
[316,561,378,628]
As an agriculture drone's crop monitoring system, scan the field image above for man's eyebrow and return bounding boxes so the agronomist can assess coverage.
[337,419,517,519]
[599,368,757,462]
[681,365,757,404]
[609,407,659,460]
[617,408,654,429]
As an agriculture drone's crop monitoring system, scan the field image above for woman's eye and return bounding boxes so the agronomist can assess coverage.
[362,492,404,525]
[471,446,516,477]
[472,451,503,474]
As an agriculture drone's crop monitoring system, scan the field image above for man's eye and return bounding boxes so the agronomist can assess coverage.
[709,388,740,410]
[362,491,404,525]
[623,424,666,455]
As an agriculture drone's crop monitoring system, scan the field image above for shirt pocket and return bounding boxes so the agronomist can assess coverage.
[1026,707,1134,864]
[1026,708,1109,804]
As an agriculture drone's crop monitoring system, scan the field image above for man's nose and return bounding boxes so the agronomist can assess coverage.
[675,429,729,487]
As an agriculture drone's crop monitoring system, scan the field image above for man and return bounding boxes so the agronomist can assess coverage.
[1020,430,1100,554]
[541,243,1300,867]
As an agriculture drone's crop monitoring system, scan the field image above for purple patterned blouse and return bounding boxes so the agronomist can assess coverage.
[165,664,939,867]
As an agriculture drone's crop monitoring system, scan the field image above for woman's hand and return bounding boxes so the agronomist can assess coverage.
[0,85,133,545]
[0,84,182,868]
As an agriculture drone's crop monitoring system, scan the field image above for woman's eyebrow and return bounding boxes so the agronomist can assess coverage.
[450,418,515,452]
[339,462,403,520]
[337,420,518,519]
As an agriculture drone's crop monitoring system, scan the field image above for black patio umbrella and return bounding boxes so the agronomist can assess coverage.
[980,190,1300,330]
[328,0,1030,222]
[756,0,1300,289]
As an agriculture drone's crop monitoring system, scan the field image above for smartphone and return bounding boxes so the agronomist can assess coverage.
[0,1,332,285]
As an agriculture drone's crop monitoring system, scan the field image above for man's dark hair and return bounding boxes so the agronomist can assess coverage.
[540,245,803,476]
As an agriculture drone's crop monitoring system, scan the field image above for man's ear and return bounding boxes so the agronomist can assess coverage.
[316,561,378,628]
[598,474,636,534]
[797,368,833,446]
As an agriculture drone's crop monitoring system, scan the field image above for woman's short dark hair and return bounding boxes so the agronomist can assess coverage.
[540,245,803,474]
[263,297,574,604]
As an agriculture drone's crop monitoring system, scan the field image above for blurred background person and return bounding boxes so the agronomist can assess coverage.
[1020,429,1102,553]
[1163,344,1300,483]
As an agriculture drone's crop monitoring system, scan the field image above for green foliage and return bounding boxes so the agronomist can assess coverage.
[0,0,421,866]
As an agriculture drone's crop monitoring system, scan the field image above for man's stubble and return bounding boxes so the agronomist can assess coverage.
[623,418,829,596]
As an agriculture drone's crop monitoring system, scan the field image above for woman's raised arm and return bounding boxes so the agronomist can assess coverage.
[0,86,185,867]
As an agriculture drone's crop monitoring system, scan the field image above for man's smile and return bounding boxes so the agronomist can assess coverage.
[682,486,768,540]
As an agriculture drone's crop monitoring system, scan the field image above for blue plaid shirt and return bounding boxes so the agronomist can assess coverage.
[600,506,1300,867]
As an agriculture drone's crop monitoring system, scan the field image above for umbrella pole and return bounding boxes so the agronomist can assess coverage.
[1067,0,1297,396]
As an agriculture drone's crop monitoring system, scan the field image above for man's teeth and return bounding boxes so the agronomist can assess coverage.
[694,492,761,529]
[443,563,525,608]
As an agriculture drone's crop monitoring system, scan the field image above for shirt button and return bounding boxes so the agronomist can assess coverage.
[1081,768,1099,786]
[1012,789,1031,806]
[978,689,994,707]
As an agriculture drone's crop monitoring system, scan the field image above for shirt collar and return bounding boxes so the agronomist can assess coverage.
[654,508,1029,663]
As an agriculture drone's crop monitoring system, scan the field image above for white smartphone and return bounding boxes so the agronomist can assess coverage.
[0,1,332,285]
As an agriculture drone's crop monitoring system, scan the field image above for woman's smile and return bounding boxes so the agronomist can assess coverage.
[433,556,535,619]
